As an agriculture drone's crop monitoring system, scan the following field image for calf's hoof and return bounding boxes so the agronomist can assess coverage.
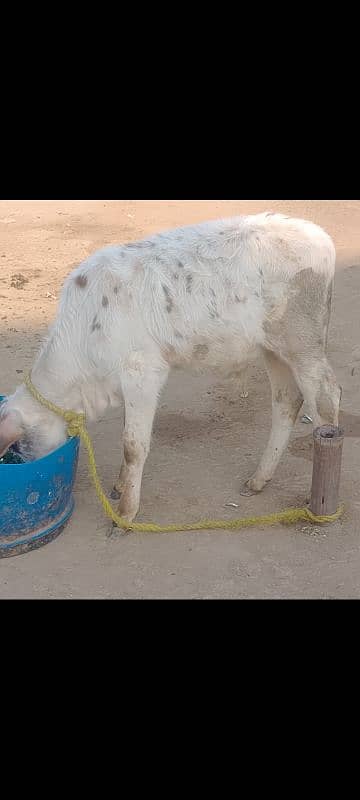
[240,476,268,496]
[108,521,133,537]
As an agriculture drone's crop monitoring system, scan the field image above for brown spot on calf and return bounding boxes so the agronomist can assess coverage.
[91,315,101,333]
[75,274,88,288]
[162,284,174,313]
[193,344,209,360]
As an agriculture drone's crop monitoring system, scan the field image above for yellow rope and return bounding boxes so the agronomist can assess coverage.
[24,374,344,533]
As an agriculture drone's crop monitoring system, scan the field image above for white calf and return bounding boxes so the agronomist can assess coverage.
[0,213,341,522]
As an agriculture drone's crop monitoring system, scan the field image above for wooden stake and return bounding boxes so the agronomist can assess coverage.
[310,425,344,517]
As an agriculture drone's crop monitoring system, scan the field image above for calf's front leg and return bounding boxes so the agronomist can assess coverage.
[112,367,168,524]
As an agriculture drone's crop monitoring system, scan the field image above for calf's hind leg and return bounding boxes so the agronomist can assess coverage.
[245,350,303,494]
[290,355,341,429]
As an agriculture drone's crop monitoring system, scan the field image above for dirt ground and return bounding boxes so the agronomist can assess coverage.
[0,200,359,599]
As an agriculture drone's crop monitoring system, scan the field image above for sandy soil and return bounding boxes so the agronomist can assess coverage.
[0,200,359,599]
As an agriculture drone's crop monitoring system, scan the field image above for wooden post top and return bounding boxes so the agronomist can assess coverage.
[313,425,344,442]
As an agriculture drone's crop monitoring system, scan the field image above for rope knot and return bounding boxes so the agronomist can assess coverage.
[64,411,86,438]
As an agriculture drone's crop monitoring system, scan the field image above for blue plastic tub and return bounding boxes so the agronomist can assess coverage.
[0,395,80,558]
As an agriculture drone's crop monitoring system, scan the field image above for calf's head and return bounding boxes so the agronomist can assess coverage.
[0,388,67,461]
